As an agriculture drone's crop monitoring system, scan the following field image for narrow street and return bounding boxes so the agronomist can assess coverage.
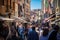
[0,0,60,40]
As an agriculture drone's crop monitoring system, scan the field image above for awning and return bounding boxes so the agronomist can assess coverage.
[12,16,27,23]
[55,18,60,22]
[51,18,60,24]
[0,17,14,21]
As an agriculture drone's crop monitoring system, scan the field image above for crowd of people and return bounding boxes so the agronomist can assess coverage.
[0,20,60,40]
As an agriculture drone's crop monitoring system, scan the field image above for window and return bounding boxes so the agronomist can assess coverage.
[6,0,9,12]
[23,4,25,8]
[18,4,22,12]
[18,4,20,15]
[0,0,4,5]
[27,0,29,3]
[25,0,29,3]
[13,2,15,10]
[2,0,4,5]
[58,0,60,7]
[10,0,11,9]
[20,5,22,12]
[18,4,23,17]
[27,0,28,3]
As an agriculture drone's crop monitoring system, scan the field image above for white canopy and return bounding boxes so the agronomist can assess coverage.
[12,16,32,24]
[12,16,27,23]
[0,17,14,21]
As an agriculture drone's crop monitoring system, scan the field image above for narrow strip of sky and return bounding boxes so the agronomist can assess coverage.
[31,0,42,10]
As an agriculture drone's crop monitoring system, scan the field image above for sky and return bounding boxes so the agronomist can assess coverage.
[31,0,42,10]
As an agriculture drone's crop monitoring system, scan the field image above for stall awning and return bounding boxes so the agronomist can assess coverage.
[51,18,60,24]
[0,17,14,21]
[12,16,27,23]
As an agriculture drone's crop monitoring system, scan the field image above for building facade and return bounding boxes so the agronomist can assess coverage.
[42,0,45,14]
[49,0,60,22]
[30,9,42,23]
[18,0,31,19]
[42,0,60,25]
[42,0,50,19]
[0,0,31,19]
[52,0,60,25]
[0,0,18,18]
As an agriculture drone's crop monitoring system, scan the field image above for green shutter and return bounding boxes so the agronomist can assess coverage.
[45,0,49,8]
